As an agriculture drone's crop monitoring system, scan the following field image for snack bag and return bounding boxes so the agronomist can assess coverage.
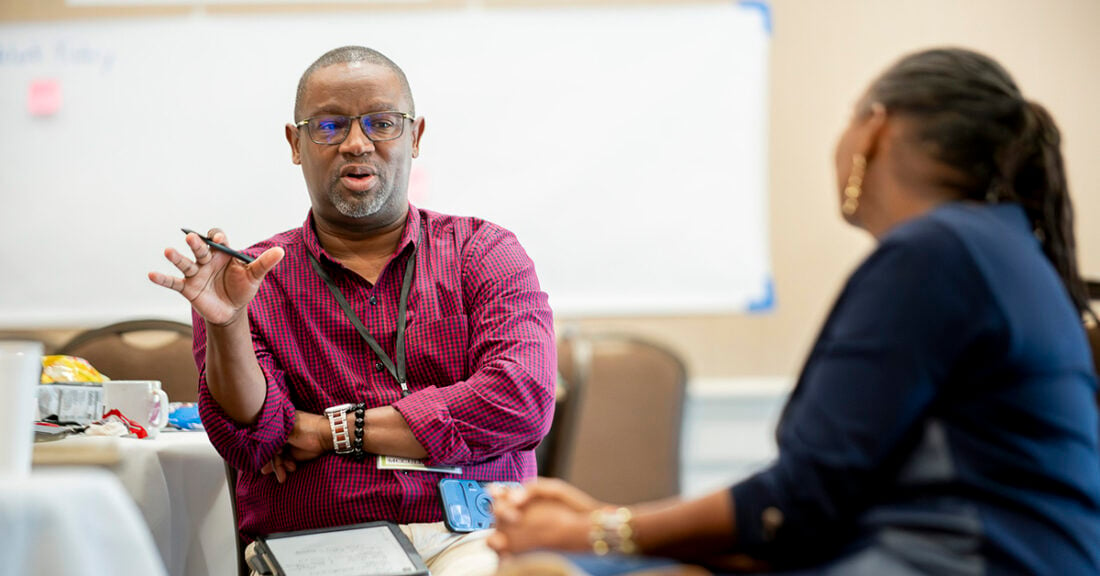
[41,355,110,383]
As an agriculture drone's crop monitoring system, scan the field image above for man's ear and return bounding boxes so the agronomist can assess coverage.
[411,117,426,159]
[854,102,888,162]
[286,123,302,165]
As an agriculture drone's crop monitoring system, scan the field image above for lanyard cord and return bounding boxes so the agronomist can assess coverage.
[308,227,420,397]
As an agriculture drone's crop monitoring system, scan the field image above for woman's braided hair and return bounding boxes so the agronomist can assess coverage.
[866,48,1090,316]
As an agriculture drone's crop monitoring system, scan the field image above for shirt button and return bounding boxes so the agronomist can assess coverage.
[369,295,378,305]
[374,362,384,372]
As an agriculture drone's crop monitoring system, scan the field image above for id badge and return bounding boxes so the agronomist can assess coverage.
[377,455,462,475]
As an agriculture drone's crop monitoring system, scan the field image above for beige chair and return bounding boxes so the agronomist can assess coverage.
[549,333,688,505]
[58,319,199,403]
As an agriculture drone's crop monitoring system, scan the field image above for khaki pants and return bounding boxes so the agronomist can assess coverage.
[247,522,497,576]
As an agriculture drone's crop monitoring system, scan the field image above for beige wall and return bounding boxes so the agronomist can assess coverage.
[4,0,1099,382]
[566,0,1100,381]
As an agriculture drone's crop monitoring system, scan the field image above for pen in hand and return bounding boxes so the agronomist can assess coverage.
[181,228,256,264]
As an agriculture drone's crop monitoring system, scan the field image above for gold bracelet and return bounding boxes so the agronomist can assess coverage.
[589,507,636,556]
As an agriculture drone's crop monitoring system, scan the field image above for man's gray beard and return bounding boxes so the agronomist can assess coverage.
[330,185,390,218]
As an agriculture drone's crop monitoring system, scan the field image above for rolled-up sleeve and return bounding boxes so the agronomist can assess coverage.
[393,225,556,467]
[194,310,298,473]
[731,228,997,562]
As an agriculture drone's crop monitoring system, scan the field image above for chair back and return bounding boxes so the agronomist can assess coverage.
[223,461,249,576]
[551,333,688,505]
[58,319,198,403]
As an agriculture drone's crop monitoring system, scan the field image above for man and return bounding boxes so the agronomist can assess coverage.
[149,46,556,576]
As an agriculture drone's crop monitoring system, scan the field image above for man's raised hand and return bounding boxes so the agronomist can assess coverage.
[148,229,284,326]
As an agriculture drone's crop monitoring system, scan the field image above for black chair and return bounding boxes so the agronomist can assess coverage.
[224,461,249,576]
[1087,280,1100,301]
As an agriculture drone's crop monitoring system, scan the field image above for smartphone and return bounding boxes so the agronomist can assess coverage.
[438,479,521,533]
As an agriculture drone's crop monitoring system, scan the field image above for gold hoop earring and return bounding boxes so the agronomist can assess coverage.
[842,153,866,216]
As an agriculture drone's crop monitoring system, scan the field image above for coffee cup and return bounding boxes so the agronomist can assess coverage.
[102,380,170,439]
[0,341,43,476]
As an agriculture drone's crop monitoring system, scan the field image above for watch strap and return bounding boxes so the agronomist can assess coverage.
[326,405,354,455]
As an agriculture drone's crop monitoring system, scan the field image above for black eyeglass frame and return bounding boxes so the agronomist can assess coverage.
[294,111,415,145]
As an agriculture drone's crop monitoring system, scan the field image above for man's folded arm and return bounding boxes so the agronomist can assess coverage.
[394,226,556,466]
[195,311,297,472]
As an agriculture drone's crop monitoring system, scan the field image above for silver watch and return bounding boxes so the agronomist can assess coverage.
[325,403,356,454]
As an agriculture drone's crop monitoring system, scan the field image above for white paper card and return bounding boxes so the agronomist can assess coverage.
[376,455,461,475]
[263,525,419,576]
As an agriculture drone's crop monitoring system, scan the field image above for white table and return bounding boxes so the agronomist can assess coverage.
[33,431,236,576]
[0,469,168,576]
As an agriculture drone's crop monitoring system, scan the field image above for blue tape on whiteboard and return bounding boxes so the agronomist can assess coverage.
[738,0,773,35]
[747,276,775,313]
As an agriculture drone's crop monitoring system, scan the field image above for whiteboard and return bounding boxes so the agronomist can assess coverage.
[0,3,771,327]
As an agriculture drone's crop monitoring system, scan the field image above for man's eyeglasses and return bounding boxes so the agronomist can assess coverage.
[295,111,414,145]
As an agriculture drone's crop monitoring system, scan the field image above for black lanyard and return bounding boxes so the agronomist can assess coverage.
[308,230,419,397]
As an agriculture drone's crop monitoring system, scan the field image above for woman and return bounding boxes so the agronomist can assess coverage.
[487,48,1100,575]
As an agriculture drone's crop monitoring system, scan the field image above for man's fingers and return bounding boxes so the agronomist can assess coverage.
[261,461,274,475]
[183,232,215,265]
[247,247,286,283]
[147,271,184,292]
[168,251,201,279]
[165,247,197,275]
[273,455,287,483]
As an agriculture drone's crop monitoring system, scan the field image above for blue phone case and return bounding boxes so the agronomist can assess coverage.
[438,479,520,532]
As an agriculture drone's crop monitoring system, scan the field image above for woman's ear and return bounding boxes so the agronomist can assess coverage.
[854,102,888,162]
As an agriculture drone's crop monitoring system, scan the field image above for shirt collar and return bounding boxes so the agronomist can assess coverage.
[303,203,422,267]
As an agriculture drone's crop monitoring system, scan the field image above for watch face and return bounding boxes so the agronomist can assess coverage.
[326,403,355,415]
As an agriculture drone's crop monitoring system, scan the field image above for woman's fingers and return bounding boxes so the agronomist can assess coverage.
[486,531,509,555]
[523,478,600,511]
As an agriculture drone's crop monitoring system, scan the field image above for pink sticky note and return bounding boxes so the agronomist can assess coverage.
[28,79,62,117]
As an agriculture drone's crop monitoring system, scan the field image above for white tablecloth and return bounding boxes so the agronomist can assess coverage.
[0,469,168,576]
[34,431,236,576]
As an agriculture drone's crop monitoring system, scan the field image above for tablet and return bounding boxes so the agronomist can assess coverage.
[251,521,429,576]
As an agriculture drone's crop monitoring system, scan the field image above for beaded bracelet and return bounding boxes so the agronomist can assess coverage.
[351,403,366,461]
[589,507,636,556]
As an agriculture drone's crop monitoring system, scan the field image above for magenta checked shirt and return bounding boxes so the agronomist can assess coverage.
[195,205,556,538]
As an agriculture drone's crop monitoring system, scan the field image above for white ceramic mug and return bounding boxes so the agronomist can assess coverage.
[102,380,170,439]
[0,341,43,476]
